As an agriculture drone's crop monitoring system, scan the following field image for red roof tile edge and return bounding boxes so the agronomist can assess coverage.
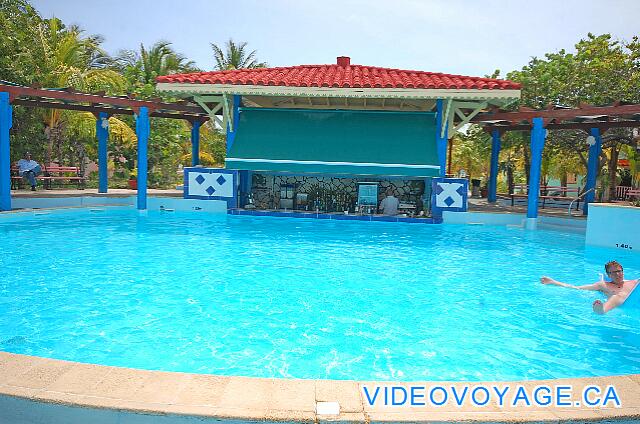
[157,62,520,91]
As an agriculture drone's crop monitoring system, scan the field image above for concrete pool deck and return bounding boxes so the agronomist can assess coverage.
[1,351,639,423]
[10,188,183,198]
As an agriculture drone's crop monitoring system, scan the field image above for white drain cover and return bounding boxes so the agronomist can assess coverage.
[316,401,340,415]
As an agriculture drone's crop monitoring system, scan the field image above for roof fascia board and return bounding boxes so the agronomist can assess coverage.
[156,83,520,101]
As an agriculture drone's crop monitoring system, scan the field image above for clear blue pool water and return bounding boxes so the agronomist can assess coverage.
[1,208,639,382]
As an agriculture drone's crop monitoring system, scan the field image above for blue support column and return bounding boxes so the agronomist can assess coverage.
[226,95,241,155]
[96,112,109,193]
[527,117,546,224]
[191,120,201,167]
[488,129,501,203]
[0,92,12,211]
[227,95,247,207]
[583,127,602,215]
[435,99,449,177]
[136,107,150,210]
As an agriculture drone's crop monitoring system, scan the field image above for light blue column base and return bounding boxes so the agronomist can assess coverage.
[525,218,538,230]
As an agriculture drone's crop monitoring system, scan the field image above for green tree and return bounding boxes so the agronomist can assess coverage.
[115,41,199,96]
[507,33,640,198]
[210,39,267,70]
[1,2,126,165]
[0,0,45,85]
[1,1,224,189]
[1,0,49,162]
[450,126,491,183]
[25,17,128,164]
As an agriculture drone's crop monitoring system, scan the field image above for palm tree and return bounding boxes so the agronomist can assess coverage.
[115,41,199,86]
[34,19,125,93]
[210,39,267,70]
[32,18,128,164]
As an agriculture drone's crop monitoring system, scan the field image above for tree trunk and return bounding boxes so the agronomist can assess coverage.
[53,124,65,165]
[608,144,619,200]
[575,149,588,172]
[72,140,86,174]
[522,135,530,186]
[560,173,568,196]
[507,161,514,194]
[45,128,52,165]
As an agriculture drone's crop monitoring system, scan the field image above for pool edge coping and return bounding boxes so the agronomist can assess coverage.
[2,351,640,423]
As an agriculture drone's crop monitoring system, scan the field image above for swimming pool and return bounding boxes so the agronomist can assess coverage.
[1,208,639,382]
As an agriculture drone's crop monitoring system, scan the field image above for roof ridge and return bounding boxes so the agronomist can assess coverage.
[166,64,512,82]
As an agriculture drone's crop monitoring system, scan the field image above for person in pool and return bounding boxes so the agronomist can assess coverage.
[541,260,639,314]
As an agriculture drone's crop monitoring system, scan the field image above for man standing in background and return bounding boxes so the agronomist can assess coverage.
[379,189,399,216]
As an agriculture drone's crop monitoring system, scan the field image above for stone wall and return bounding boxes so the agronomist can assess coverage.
[251,173,427,213]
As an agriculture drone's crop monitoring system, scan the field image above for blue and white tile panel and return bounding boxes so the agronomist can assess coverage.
[431,177,468,215]
[184,167,237,209]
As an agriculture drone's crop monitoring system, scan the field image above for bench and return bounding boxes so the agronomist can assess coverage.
[626,189,640,201]
[11,164,86,190]
[506,185,583,210]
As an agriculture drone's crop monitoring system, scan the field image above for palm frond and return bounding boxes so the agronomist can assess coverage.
[210,38,266,70]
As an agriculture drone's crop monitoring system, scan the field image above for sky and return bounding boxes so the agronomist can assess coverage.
[31,0,640,78]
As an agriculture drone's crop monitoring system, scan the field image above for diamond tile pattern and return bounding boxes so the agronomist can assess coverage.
[187,171,234,199]
[157,59,520,90]
[431,178,468,214]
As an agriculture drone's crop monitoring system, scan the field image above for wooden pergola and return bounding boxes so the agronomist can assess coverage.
[470,103,640,224]
[0,83,218,211]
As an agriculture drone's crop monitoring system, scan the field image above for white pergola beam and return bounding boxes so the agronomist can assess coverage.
[452,101,488,133]
[441,99,453,138]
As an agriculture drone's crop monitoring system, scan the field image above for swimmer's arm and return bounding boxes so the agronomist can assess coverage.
[593,295,624,314]
[540,276,602,291]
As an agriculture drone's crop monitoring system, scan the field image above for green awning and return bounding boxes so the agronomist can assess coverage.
[226,108,439,177]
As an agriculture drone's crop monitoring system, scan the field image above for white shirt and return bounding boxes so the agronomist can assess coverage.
[17,159,39,175]
[379,195,399,215]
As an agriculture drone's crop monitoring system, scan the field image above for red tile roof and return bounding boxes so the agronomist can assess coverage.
[156,57,520,90]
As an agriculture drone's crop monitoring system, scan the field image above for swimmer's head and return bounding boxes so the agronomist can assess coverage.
[605,260,624,284]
